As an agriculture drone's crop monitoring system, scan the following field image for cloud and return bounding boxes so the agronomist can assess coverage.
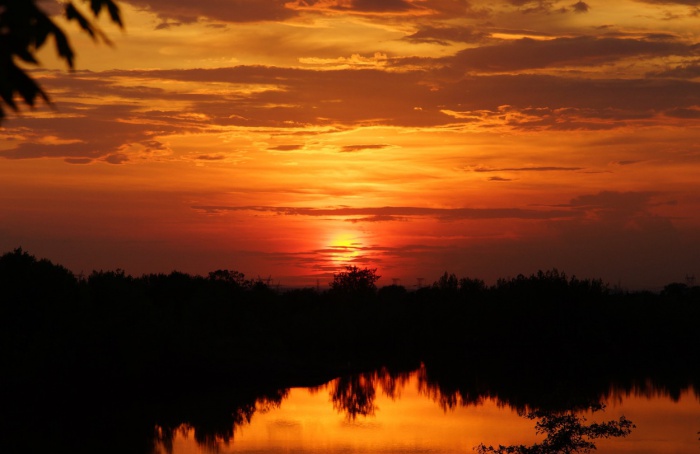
[104,153,129,164]
[64,158,93,165]
[190,204,579,220]
[650,62,700,79]
[340,144,390,152]
[634,0,700,5]
[571,1,589,13]
[610,160,642,166]
[269,145,304,151]
[403,25,491,45]
[105,67,700,128]
[332,0,415,12]
[665,107,700,118]
[488,176,514,181]
[345,215,408,222]
[125,0,441,25]
[195,154,226,160]
[472,165,583,172]
[122,0,297,24]
[506,0,566,14]
[6,52,700,164]
[568,191,656,215]
[263,242,456,279]
[251,191,692,289]
[440,36,698,72]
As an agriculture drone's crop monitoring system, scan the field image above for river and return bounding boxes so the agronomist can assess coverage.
[152,366,700,454]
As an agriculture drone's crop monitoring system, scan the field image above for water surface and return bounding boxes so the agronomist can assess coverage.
[153,367,700,454]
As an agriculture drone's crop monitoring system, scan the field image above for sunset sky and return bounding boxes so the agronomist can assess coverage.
[2,0,699,289]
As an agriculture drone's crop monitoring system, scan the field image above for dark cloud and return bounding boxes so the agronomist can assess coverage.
[438,75,700,123]
[254,191,695,289]
[488,176,513,181]
[651,62,700,79]
[123,0,434,25]
[571,1,590,12]
[488,27,554,37]
[634,0,700,5]
[568,191,655,210]
[418,0,492,19]
[0,74,202,161]
[506,0,565,14]
[103,66,700,128]
[122,0,297,24]
[269,145,304,151]
[196,154,226,160]
[64,158,93,165]
[1,142,109,160]
[0,105,175,159]
[404,25,491,45]
[104,153,129,164]
[665,107,700,118]
[345,215,408,222]
[6,57,700,163]
[340,144,390,152]
[473,165,583,172]
[334,0,415,12]
[440,36,698,72]
[190,204,578,220]
[610,160,642,166]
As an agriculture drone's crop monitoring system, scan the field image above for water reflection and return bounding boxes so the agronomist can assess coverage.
[330,369,413,419]
[150,365,700,454]
[476,404,635,454]
[152,388,288,454]
[2,363,696,454]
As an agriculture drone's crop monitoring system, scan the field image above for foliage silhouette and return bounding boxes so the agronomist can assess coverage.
[329,265,380,299]
[476,404,635,454]
[0,0,122,121]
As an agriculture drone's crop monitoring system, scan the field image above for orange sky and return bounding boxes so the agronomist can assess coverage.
[2,0,700,288]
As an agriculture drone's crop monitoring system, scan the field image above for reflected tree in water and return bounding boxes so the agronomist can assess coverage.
[476,404,634,454]
[331,373,378,419]
[152,389,288,454]
[329,368,414,420]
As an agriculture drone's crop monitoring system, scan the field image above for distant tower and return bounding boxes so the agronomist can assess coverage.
[392,278,400,286]
[686,274,696,286]
[416,277,424,288]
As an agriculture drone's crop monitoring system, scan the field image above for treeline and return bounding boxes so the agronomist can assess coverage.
[3,248,699,386]
[1,248,699,453]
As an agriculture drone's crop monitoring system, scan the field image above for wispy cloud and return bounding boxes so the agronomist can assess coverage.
[340,144,390,152]
[190,204,579,220]
[472,166,583,172]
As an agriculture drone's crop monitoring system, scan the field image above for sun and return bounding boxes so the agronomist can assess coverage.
[328,232,361,267]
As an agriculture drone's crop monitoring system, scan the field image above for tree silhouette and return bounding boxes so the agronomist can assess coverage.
[476,404,635,454]
[0,0,122,121]
[329,266,380,298]
[208,269,252,288]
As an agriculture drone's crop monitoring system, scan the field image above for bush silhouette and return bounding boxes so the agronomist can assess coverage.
[329,266,380,299]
